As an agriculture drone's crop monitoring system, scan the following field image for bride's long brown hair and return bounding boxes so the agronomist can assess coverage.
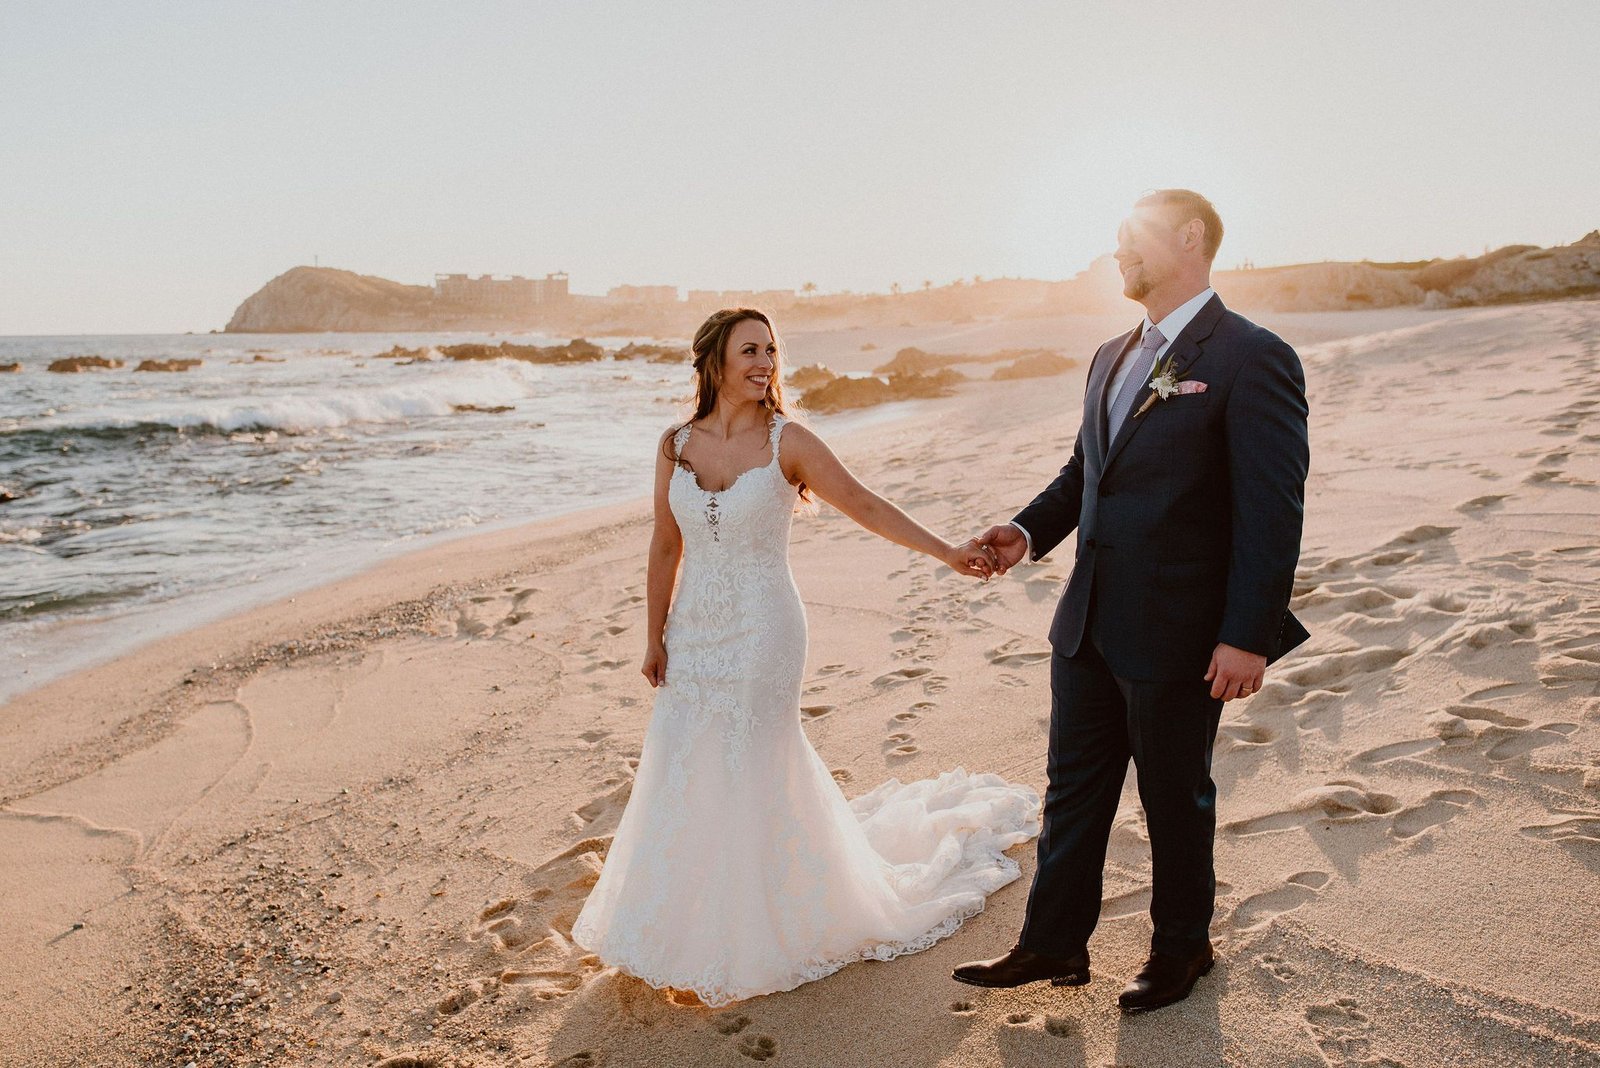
[665,307,811,502]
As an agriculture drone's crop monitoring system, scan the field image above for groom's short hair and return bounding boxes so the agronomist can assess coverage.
[1137,189,1223,262]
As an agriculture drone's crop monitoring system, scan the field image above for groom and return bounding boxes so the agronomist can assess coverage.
[954,189,1310,1012]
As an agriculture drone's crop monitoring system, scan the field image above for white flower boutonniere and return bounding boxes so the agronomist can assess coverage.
[1134,354,1207,417]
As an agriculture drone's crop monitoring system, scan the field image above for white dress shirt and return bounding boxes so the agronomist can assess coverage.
[1009,286,1216,562]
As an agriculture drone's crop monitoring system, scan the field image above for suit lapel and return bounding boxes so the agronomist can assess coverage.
[1101,293,1225,474]
[1085,326,1140,468]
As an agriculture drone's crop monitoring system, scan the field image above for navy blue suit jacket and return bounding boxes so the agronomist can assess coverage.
[1013,293,1310,682]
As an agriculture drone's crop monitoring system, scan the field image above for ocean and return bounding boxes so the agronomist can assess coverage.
[0,330,713,702]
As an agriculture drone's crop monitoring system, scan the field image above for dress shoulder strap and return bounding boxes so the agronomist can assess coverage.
[768,411,789,459]
[672,421,693,455]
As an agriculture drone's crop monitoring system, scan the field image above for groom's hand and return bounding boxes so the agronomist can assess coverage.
[1205,642,1266,701]
[975,524,1027,575]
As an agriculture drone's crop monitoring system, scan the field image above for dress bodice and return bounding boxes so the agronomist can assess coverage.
[668,412,796,566]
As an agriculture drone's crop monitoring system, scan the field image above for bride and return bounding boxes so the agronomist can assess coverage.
[570,307,1041,1006]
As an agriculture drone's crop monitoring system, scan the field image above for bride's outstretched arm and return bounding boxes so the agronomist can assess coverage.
[642,429,684,687]
[783,422,992,578]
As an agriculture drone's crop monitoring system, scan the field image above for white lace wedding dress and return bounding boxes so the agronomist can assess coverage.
[570,413,1040,1006]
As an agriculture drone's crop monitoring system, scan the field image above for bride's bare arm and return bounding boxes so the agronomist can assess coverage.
[643,429,684,686]
[783,423,991,577]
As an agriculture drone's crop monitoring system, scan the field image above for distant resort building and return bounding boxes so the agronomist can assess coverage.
[685,288,798,309]
[606,284,679,303]
[434,272,569,309]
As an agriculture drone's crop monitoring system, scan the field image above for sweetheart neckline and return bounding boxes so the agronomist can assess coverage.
[674,453,781,496]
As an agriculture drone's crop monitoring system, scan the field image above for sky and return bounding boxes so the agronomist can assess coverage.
[1,1,1596,335]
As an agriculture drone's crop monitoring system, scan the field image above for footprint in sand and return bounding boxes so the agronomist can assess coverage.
[800,705,835,720]
[1218,723,1276,750]
[438,978,488,1015]
[1279,648,1410,691]
[1004,1012,1034,1026]
[715,1014,752,1035]
[873,666,933,687]
[1353,738,1441,766]
[1303,998,1403,1067]
[550,1053,598,1068]
[1383,524,1458,548]
[1224,783,1399,836]
[891,710,921,724]
[1444,704,1530,728]
[1520,811,1600,847]
[1258,954,1298,983]
[1294,584,1404,616]
[1389,790,1477,840]
[1232,872,1331,931]
[830,768,853,784]
[1482,722,1579,761]
[1456,493,1510,513]
[949,1000,976,1015]
[738,1034,779,1061]
[1539,653,1600,684]
[499,969,583,996]
[883,731,919,758]
[574,781,634,828]
[986,640,1052,668]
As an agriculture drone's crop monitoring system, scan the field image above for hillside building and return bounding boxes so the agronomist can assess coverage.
[606,284,679,303]
[434,272,569,309]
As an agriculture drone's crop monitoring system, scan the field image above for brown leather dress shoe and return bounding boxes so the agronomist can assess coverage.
[952,945,1091,988]
[1117,945,1216,1013]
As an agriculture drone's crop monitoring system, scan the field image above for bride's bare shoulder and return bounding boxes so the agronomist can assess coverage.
[777,417,821,446]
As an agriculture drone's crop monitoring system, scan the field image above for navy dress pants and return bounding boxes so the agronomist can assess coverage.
[1018,623,1225,959]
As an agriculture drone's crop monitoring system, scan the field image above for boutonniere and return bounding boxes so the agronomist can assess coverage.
[1134,354,1207,417]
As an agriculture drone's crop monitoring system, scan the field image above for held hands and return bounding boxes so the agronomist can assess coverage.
[642,641,667,688]
[942,538,997,579]
[1206,642,1266,701]
[974,524,1028,575]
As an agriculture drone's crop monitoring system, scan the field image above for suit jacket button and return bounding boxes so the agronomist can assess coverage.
[1085,537,1097,549]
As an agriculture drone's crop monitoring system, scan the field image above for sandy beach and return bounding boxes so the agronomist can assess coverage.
[3,301,1597,1067]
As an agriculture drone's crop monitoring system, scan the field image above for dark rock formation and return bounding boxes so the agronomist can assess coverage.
[786,363,838,390]
[992,352,1078,380]
[437,339,605,363]
[134,358,203,372]
[872,347,967,375]
[800,369,963,413]
[0,362,20,373]
[617,342,690,363]
[47,356,124,372]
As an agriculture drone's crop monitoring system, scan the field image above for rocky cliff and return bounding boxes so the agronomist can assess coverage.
[1417,232,1600,307]
[225,267,438,332]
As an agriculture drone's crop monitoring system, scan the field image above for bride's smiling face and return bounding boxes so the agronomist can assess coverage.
[721,319,778,404]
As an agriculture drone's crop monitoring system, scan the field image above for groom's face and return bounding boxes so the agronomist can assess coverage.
[1114,206,1187,302]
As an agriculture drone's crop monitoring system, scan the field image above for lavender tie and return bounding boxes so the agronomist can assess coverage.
[1106,324,1166,444]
